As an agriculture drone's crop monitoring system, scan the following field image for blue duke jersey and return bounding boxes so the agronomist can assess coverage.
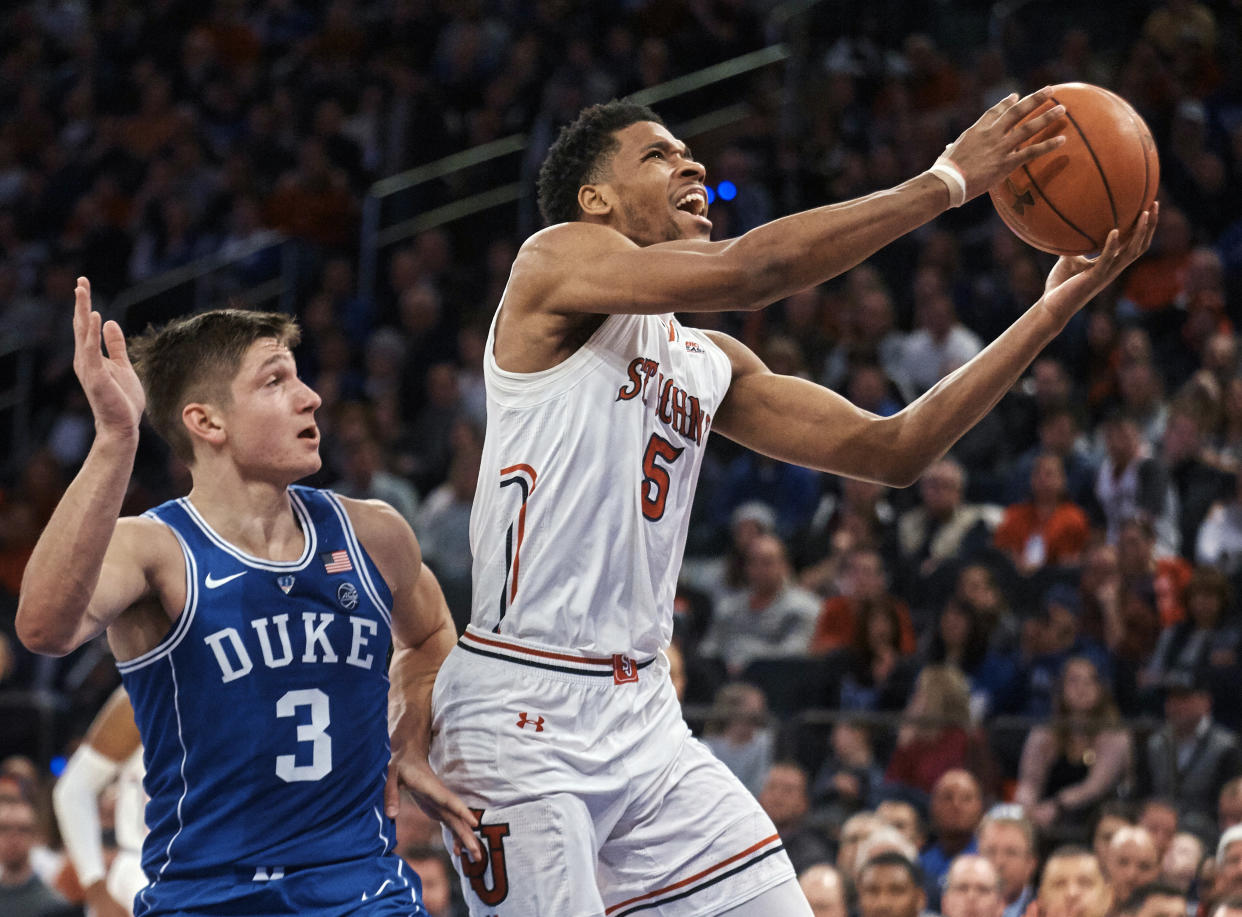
[469,311,732,657]
[119,486,397,884]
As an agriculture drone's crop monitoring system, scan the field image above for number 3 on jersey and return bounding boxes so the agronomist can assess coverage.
[641,433,685,521]
[275,688,332,782]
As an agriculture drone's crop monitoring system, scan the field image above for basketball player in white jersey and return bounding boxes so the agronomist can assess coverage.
[430,95,1156,915]
[53,686,147,916]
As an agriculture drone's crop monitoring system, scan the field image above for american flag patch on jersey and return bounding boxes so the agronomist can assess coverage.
[321,550,353,573]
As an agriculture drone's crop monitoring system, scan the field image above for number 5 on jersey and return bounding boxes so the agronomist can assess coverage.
[641,434,684,521]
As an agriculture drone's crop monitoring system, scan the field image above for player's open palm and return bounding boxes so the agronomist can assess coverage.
[72,276,145,436]
[1040,204,1158,325]
[942,87,1067,201]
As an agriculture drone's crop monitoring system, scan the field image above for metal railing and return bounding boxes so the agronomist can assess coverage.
[111,231,298,329]
[355,42,793,302]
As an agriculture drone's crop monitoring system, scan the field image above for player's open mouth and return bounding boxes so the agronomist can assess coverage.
[298,425,318,441]
[674,187,709,219]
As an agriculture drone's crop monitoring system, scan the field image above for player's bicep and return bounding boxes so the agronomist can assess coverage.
[85,517,167,633]
[706,330,905,485]
[518,225,757,316]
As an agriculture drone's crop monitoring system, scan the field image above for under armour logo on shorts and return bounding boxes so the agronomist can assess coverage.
[515,712,544,732]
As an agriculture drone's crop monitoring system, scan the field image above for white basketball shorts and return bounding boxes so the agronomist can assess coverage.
[429,626,794,917]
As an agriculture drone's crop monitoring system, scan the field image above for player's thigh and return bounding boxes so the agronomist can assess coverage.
[447,793,606,917]
[597,738,795,917]
[718,877,814,916]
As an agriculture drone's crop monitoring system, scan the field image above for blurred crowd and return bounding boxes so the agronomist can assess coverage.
[3,0,1242,914]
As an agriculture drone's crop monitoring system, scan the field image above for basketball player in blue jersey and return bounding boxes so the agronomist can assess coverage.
[17,280,483,915]
[430,97,1157,915]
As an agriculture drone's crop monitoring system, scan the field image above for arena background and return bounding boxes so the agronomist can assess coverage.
[0,0,1240,906]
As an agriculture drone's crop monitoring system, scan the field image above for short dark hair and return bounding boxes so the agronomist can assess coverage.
[536,100,664,226]
[859,850,925,889]
[129,309,301,463]
[1119,882,1187,914]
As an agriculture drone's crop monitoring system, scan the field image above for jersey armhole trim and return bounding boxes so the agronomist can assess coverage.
[116,520,198,674]
[324,492,393,629]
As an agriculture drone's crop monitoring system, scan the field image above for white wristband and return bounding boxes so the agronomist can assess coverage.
[928,154,967,208]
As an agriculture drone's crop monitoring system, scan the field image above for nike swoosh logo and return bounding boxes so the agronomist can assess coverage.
[204,571,247,589]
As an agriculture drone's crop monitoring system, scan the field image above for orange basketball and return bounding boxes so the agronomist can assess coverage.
[989,83,1159,255]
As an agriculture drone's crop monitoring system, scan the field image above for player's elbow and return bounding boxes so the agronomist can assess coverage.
[14,600,75,657]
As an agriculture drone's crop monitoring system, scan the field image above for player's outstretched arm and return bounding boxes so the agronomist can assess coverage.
[710,208,1157,487]
[17,277,160,656]
[345,498,483,862]
[517,89,1066,318]
[53,686,140,917]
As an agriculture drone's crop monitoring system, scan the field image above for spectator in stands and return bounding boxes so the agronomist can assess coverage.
[1021,587,1114,719]
[680,500,777,614]
[399,845,461,917]
[1137,800,1180,866]
[1094,803,1135,871]
[940,855,1006,917]
[917,769,986,898]
[1015,655,1131,832]
[923,598,1021,719]
[1140,567,1239,704]
[810,720,884,833]
[1134,668,1242,822]
[415,427,481,631]
[1116,883,1188,917]
[1218,826,1242,902]
[1163,406,1234,561]
[821,281,910,400]
[809,547,915,655]
[1161,833,1205,896]
[838,812,882,880]
[800,863,847,917]
[794,477,899,594]
[953,564,1021,654]
[895,458,995,612]
[329,402,420,528]
[977,807,1038,917]
[1116,517,1190,671]
[897,286,983,398]
[759,762,834,875]
[1197,469,1242,578]
[1094,412,1179,557]
[1005,407,1096,507]
[0,794,65,917]
[1038,847,1113,917]
[877,799,926,854]
[855,826,921,883]
[857,852,927,917]
[1221,778,1242,832]
[700,532,820,677]
[994,452,1091,576]
[887,668,995,796]
[701,682,773,797]
[1106,827,1162,914]
[838,594,920,713]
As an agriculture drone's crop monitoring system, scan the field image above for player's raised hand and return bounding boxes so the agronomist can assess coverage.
[71,277,145,437]
[941,87,1068,202]
[385,749,484,863]
[1040,203,1158,324]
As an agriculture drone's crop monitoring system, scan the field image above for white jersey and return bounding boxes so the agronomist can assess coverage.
[470,307,732,657]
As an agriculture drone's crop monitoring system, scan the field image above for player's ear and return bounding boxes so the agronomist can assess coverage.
[183,402,226,449]
[579,182,612,218]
